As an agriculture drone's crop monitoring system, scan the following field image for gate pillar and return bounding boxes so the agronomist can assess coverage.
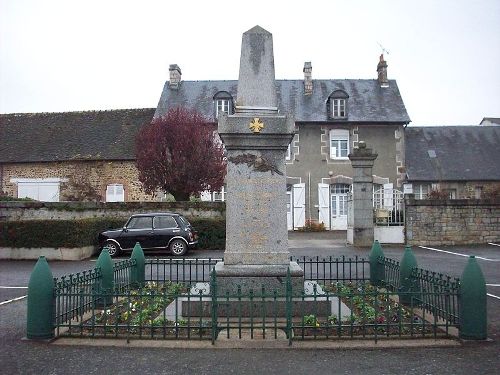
[348,142,378,247]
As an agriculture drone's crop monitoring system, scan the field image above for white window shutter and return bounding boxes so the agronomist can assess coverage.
[318,183,330,229]
[292,183,305,229]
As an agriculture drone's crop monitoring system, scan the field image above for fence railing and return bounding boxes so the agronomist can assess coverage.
[29,244,486,342]
[377,256,460,326]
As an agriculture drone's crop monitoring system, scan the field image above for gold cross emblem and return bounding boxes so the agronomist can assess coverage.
[249,118,264,133]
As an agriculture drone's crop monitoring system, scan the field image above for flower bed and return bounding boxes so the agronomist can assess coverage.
[64,281,212,339]
[293,282,449,338]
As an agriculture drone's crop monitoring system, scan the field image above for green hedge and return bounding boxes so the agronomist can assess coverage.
[0,217,225,250]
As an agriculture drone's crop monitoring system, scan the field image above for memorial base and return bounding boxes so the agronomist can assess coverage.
[214,261,304,297]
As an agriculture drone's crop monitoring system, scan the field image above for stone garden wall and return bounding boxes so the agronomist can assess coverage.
[0,201,225,221]
[405,197,500,246]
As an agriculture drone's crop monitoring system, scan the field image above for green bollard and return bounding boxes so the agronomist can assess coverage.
[459,256,487,340]
[399,246,417,304]
[130,242,145,287]
[27,256,55,340]
[95,248,114,308]
[369,240,385,286]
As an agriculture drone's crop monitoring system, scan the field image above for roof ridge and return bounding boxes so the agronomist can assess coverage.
[0,108,156,116]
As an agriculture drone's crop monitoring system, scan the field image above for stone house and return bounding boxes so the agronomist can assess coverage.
[405,126,500,199]
[0,108,155,202]
[155,57,411,230]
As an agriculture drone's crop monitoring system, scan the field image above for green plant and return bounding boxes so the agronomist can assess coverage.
[303,314,320,327]
[297,219,326,232]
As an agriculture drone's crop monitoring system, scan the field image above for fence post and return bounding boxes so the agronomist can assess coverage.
[286,267,293,346]
[369,240,385,286]
[130,242,145,287]
[459,256,487,340]
[26,256,55,340]
[210,267,218,344]
[399,245,417,304]
[95,248,114,308]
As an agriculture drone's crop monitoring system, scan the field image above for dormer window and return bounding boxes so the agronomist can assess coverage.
[328,90,349,119]
[213,91,234,117]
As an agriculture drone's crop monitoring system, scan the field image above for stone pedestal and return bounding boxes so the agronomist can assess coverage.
[215,26,303,295]
[348,142,378,247]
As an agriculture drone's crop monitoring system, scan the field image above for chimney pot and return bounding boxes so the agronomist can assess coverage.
[303,61,313,95]
[169,64,182,90]
[377,55,388,87]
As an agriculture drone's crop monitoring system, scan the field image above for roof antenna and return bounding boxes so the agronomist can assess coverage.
[377,42,390,56]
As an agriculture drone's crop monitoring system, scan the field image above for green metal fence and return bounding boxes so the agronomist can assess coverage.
[50,255,460,342]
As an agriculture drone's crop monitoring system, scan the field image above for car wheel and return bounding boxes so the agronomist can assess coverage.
[169,239,187,256]
[103,241,121,257]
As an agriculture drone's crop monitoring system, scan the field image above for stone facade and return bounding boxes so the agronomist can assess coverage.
[405,197,500,245]
[2,160,156,202]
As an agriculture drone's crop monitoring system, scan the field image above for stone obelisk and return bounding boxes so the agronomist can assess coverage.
[215,26,303,294]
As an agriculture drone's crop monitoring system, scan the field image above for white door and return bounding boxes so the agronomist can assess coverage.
[287,191,293,230]
[330,183,350,230]
[318,183,330,229]
[292,183,305,229]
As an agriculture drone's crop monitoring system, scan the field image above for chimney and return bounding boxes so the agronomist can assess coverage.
[303,62,313,95]
[377,54,388,87]
[169,64,182,89]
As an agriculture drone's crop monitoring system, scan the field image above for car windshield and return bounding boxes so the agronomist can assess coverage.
[126,216,153,229]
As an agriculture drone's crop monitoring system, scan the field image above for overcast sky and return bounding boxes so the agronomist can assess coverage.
[1,0,499,125]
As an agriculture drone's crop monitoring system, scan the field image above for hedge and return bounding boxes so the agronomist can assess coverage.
[0,218,226,250]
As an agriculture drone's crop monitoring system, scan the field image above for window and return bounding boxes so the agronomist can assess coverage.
[216,99,230,117]
[212,186,226,201]
[106,184,124,202]
[328,90,349,119]
[213,91,233,117]
[154,215,178,229]
[475,186,483,199]
[332,99,346,117]
[330,129,350,159]
[127,216,153,230]
[414,184,430,199]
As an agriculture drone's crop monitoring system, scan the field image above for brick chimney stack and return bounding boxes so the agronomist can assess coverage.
[303,62,313,95]
[169,64,182,89]
[377,55,388,87]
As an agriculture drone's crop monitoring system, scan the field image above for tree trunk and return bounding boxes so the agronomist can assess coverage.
[171,191,191,201]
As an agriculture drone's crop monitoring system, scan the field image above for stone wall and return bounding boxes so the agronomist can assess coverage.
[405,197,500,245]
[0,201,225,221]
[1,160,158,202]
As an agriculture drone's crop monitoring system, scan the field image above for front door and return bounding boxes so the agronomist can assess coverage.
[331,184,349,230]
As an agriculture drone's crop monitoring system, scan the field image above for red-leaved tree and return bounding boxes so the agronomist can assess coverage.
[135,107,226,201]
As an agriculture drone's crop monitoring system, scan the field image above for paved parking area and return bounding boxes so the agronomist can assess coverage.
[1,235,499,374]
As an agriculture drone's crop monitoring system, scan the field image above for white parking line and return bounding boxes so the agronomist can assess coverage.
[487,293,500,301]
[0,286,28,289]
[418,246,500,261]
[488,243,500,247]
[487,284,500,287]
[0,295,27,306]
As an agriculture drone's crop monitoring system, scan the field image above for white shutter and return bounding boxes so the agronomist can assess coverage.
[292,183,305,229]
[318,183,330,229]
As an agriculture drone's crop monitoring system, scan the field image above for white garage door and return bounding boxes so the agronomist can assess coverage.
[17,181,60,202]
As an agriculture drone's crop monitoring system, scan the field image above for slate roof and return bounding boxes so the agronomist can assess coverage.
[155,79,411,123]
[0,108,155,163]
[405,126,500,181]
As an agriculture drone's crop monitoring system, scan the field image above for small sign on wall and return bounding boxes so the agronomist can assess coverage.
[403,183,413,195]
